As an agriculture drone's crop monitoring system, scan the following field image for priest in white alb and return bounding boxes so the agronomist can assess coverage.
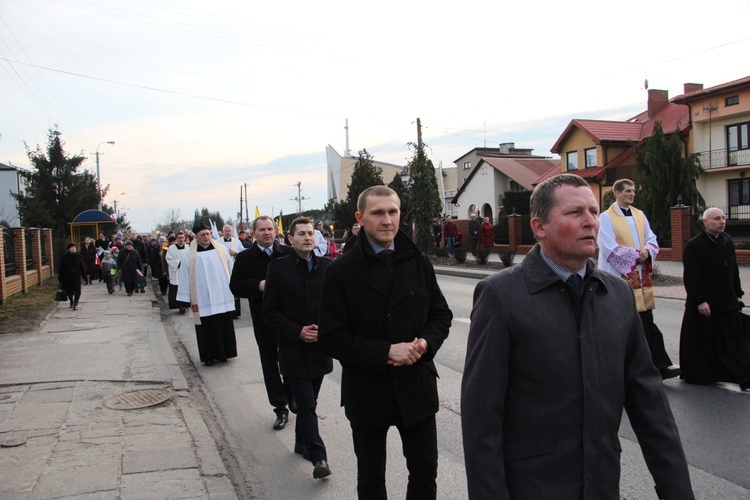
[177,222,238,366]
[597,178,681,380]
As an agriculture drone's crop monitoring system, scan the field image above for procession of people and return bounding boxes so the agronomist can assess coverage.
[53,175,750,498]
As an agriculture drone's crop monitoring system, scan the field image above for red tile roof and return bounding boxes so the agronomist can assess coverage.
[481,157,560,190]
[532,164,564,186]
[452,157,560,204]
[672,75,750,103]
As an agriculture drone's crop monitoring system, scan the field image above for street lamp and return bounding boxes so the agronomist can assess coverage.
[113,192,125,218]
[95,140,115,211]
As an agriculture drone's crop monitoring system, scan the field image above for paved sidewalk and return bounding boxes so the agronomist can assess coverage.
[0,282,236,499]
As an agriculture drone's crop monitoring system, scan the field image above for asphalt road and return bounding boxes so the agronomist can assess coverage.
[170,274,750,499]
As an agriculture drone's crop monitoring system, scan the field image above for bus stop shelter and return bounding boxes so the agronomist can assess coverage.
[67,209,116,245]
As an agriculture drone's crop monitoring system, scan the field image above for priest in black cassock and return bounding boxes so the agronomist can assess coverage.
[177,222,238,366]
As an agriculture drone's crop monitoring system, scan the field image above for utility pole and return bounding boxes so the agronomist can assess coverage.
[239,185,244,228]
[290,181,309,213]
[244,184,250,223]
[417,117,423,149]
[344,118,350,157]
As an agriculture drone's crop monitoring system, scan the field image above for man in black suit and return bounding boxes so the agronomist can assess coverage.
[319,186,452,499]
[262,217,333,480]
[230,216,293,430]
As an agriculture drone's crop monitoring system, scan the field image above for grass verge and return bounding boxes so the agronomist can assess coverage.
[0,278,60,334]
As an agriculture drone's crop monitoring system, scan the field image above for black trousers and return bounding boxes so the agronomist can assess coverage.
[350,414,438,500]
[257,341,291,415]
[640,309,673,369]
[288,376,326,464]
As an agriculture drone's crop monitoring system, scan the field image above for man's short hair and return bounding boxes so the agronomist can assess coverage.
[289,216,314,235]
[702,207,724,220]
[222,224,233,231]
[531,174,589,222]
[613,178,635,193]
[253,215,275,230]
[356,186,400,214]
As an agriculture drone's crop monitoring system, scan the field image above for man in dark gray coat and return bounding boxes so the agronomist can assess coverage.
[461,174,693,499]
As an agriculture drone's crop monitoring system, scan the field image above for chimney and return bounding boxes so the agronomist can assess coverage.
[498,142,514,155]
[647,89,669,118]
[683,82,703,94]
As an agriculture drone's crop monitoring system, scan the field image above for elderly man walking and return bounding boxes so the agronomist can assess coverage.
[680,207,750,391]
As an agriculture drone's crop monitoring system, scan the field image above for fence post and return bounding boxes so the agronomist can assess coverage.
[12,227,28,293]
[670,205,692,261]
[44,229,54,276]
[508,214,522,253]
[30,228,42,285]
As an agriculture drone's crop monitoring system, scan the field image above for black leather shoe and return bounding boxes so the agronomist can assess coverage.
[313,460,332,479]
[294,443,310,461]
[288,397,298,414]
[204,360,215,366]
[660,366,682,380]
[272,414,288,430]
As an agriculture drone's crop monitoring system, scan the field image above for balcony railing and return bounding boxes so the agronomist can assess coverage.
[697,149,750,170]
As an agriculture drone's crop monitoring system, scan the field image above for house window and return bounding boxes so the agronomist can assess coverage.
[566,151,578,171]
[463,161,471,170]
[729,178,750,207]
[727,122,750,165]
[509,180,522,191]
[726,95,740,106]
[584,148,597,168]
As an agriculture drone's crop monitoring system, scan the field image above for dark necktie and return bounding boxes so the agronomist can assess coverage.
[566,274,584,297]
[379,249,394,264]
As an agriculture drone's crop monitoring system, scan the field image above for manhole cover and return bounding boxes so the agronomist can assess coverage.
[1,438,27,447]
[104,388,172,410]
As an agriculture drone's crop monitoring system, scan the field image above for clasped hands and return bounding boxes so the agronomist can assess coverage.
[388,338,428,366]
[299,324,319,343]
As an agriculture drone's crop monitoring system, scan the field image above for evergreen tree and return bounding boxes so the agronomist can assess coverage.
[388,172,410,226]
[635,121,705,245]
[332,149,384,230]
[13,129,102,236]
[405,139,442,253]
[193,207,225,231]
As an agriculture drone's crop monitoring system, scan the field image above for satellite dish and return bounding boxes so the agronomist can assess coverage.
[644,79,649,90]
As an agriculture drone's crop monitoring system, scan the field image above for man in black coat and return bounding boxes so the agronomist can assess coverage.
[262,217,333,480]
[467,213,481,254]
[319,186,452,499]
[680,207,750,390]
[230,215,294,430]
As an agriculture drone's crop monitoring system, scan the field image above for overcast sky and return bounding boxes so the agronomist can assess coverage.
[2,0,749,232]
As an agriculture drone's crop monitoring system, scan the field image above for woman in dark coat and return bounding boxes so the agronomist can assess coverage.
[59,243,85,310]
[479,217,494,248]
[117,240,143,296]
[79,237,97,285]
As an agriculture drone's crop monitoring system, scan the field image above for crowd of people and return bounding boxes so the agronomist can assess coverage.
[55,174,750,498]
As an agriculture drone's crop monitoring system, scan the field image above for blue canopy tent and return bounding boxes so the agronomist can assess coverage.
[67,209,116,245]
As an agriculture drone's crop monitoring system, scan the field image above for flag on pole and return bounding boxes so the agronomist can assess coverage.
[209,219,220,240]
[255,206,260,218]
[277,216,283,233]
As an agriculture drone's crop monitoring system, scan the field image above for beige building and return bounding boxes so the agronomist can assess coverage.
[672,75,750,219]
